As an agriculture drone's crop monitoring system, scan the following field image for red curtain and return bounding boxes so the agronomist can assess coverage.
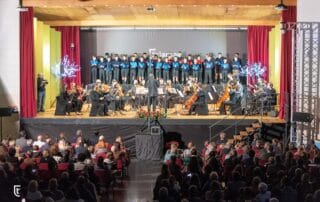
[20,8,36,118]
[247,26,272,84]
[279,6,297,119]
[55,26,81,86]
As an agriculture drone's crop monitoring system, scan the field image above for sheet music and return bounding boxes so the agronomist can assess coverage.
[177,89,184,98]
[136,87,148,95]
[157,88,165,95]
[168,88,177,94]
[211,85,217,92]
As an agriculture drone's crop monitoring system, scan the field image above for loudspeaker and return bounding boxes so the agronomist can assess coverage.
[151,126,161,136]
[0,107,12,117]
[292,112,314,123]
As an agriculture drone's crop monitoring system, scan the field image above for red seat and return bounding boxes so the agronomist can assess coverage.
[58,163,69,171]
[34,157,41,164]
[39,163,49,171]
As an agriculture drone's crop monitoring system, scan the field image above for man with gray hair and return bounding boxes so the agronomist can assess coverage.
[146,74,159,112]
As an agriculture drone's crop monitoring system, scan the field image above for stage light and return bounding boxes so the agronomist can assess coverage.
[146,6,156,12]
[280,21,287,34]
[17,0,28,12]
[275,0,288,11]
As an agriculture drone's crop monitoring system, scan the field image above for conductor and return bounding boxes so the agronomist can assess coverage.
[147,74,159,112]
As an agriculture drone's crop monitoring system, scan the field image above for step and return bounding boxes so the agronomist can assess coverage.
[227,139,234,144]
[240,131,248,137]
[252,123,261,128]
[246,127,255,132]
[233,135,242,141]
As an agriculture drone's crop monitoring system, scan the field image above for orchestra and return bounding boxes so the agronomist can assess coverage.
[54,52,278,117]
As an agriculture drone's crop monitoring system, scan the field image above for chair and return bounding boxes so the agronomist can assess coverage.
[38,163,49,171]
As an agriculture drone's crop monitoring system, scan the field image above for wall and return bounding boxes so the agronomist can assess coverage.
[269,24,281,95]
[0,0,20,138]
[95,29,247,56]
[80,29,247,83]
[34,18,61,109]
[298,0,320,22]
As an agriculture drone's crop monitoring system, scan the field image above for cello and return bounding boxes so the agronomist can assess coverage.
[184,83,200,110]
[216,83,231,109]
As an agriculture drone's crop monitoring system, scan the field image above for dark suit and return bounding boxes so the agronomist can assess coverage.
[147,76,159,112]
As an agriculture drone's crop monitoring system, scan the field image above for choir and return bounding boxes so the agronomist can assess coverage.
[89,52,244,85]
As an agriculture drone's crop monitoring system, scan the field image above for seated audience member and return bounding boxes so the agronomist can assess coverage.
[40,149,57,170]
[16,131,28,148]
[43,178,64,201]
[216,132,227,145]
[74,153,87,171]
[153,164,170,200]
[164,143,178,162]
[50,145,62,163]
[95,135,110,154]
[75,137,87,157]
[103,152,116,171]
[183,141,194,158]
[26,180,43,201]
[22,139,33,153]
[255,182,271,202]
[33,135,45,149]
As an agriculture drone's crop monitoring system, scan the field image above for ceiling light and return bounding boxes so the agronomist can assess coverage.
[275,0,288,11]
[146,6,156,12]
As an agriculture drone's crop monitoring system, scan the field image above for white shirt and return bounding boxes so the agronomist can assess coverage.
[33,140,45,149]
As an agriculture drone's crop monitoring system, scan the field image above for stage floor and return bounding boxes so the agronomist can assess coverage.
[21,104,284,149]
[35,104,284,124]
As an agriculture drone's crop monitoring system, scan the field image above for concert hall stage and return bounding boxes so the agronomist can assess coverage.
[21,108,284,150]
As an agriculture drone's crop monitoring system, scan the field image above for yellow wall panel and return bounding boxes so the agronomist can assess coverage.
[269,24,281,99]
[34,18,62,111]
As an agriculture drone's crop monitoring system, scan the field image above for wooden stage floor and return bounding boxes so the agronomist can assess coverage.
[35,104,285,124]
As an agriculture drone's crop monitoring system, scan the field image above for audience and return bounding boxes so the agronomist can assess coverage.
[154,137,320,202]
[0,131,130,201]
[2,128,320,202]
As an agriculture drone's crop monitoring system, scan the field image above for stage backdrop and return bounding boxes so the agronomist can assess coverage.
[80,29,247,84]
[34,18,62,110]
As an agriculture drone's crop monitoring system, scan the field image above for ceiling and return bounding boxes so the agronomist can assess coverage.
[23,0,297,27]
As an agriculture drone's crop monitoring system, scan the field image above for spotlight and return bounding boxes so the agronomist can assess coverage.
[275,0,288,11]
[280,21,287,34]
[146,6,156,12]
[17,0,28,12]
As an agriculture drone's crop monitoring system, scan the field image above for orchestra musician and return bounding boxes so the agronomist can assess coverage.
[188,83,208,115]
[219,80,243,115]
[110,80,125,115]
[69,82,85,115]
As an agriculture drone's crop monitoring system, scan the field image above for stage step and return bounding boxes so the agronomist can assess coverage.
[246,127,255,132]
[240,131,248,137]
[252,123,261,128]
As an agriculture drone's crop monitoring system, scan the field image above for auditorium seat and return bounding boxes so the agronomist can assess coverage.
[38,163,49,171]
